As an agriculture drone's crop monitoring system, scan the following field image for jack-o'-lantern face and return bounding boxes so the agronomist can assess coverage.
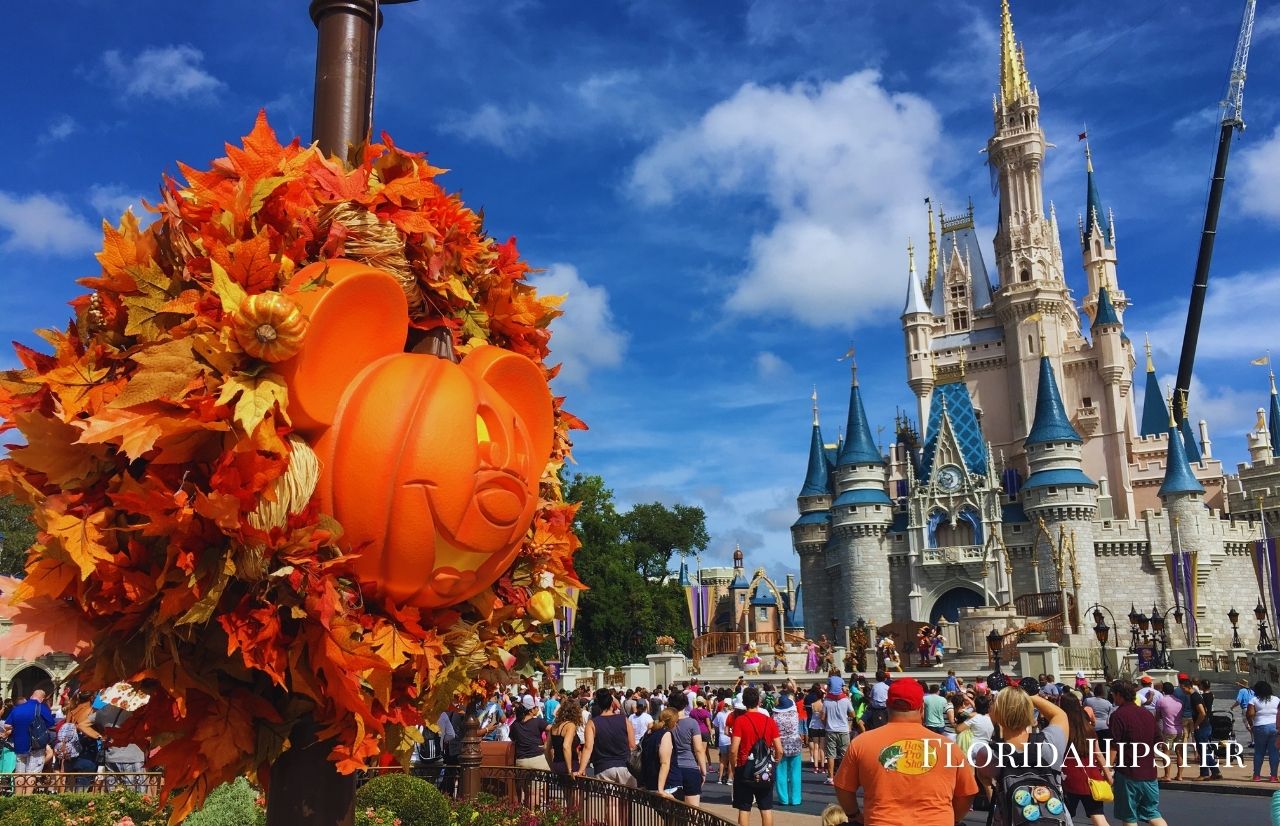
[278,259,554,608]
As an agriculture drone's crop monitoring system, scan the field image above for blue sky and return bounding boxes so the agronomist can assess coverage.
[4,1,1280,579]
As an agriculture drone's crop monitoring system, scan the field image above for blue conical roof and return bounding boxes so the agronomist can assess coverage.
[1092,286,1120,328]
[1139,361,1168,438]
[1025,356,1082,446]
[677,561,691,587]
[800,422,830,497]
[838,376,883,466]
[1159,422,1204,497]
[1178,416,1202,463]
[1270,381,1280,455]
[1084,150,1112,247]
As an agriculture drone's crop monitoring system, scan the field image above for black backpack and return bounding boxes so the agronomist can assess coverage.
[989,733,1070,826]
[739,714,775,783]
[28,711,51,751]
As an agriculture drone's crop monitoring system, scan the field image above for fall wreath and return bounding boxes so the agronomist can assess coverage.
[0,113,584,820]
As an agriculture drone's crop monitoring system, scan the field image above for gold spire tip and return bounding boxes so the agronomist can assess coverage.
[812,385,820,426]
[1144,333,1154,373]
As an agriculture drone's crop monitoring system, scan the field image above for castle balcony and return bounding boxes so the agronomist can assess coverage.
[921,545,986,565]
[1073,404,1099,437]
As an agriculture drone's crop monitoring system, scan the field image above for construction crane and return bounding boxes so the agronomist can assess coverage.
[1173,0,1257,425]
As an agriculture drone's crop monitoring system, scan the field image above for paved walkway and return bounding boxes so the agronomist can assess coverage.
[692,756,1275,824]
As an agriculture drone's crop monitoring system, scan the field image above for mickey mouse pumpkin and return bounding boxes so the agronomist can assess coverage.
[279,259,555,608]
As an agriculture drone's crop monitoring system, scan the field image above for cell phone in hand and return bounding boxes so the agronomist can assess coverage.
[664,785,682,795]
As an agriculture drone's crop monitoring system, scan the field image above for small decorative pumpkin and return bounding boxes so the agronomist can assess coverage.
[232,292,308,362]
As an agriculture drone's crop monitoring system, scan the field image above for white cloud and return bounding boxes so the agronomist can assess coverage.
[38,115,77,145]
[1238,127,1280,222]
[89,184,147,222]
[628,71,944,328]
[755,351,789,380]
[102,46,223,101]
[1139,269,1280,363]
[441,103,546,154]
[0,192,98,256]
[531,263,627,384]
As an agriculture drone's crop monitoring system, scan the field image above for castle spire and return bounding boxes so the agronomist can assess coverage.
[1159,393,1204,498]
[1091,285,1121,329]
[1268,366,1280,455]
[904,240,930,315]
[999,0,1032,106]
[1140,335,1169,437]
[925,197,939,297]
[838,358,883,466]
[800,389,830,497]
[1083,139,1112,248]
[1025,354,1082,446]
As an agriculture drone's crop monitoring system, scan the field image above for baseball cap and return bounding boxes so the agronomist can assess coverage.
[1075,671,1085,679]
[1140,675,1153,685]
[1177,672,1190,683]
[887,679,924,710]
[520,695,537,710]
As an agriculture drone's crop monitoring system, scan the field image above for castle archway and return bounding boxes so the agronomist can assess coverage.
[927,586,985,624]
[6,663,54,700]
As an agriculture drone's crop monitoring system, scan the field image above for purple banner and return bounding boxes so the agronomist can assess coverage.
[1268,539,1280,640]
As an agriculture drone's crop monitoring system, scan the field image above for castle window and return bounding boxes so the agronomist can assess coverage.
[1048,487,1058,494]
[1020,269,1031,282]
[951,310,969,331]
[875,505,882,511]
[1076,486,1083,493]
[1012,525,1022,533]
[1027,335,1034,352]
[1083,396,1093,407]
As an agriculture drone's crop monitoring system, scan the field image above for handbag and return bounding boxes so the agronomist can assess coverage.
[1088,776,1113,802]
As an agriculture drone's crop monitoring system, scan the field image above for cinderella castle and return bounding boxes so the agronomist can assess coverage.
[791,0,1280,654]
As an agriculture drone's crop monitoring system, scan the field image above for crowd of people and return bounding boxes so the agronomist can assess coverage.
[0,687,149,795]
[435,668,1278,826]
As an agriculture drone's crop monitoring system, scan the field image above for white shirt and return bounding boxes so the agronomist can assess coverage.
[713,710,732,747]
[965,714,995,750]
[1136,686,1159,710]
[629,712,653,742]
[1250,695,1280,727]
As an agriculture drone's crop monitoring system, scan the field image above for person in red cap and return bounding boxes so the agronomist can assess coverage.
[834,678,977,826]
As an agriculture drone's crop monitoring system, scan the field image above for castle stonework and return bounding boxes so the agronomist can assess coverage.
[790,0,1273,652]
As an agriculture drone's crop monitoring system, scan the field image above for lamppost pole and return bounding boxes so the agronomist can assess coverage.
[1088,604,1119,682]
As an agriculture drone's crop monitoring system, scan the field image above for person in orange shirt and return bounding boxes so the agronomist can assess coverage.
[834,678,977,826]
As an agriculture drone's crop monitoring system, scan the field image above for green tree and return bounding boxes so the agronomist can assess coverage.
[559,473,708,668]
[0,495,36,577]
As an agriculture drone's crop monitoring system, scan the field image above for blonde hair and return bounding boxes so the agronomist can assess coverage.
[649,707,680,732]
[821,804,849,826]
[992,686,1034,734]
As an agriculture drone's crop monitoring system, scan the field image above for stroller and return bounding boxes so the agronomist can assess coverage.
[1210,710,1236,760]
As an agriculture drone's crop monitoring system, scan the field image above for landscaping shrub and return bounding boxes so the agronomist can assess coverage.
[449,794,600,826]
[0,788,168,826]
[355,773,450,826]
[182,776,266,826]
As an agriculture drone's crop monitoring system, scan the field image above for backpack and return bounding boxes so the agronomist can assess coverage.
[739,713,775,784]
[28,710,51,751]
[53,722,79,761]
[989,733,1070,826]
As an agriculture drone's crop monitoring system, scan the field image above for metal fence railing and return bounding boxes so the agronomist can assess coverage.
[356,763,732,826]
[0,770,163,796]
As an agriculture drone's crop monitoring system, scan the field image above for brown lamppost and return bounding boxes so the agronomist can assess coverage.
[268,4,420,825]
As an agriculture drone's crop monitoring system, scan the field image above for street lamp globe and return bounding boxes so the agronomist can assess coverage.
[1093,621,1110,646]
[1256,601,1269,623]
[1228,607,1240,627]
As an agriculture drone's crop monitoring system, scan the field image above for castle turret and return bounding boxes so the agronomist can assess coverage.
[989,0,1081,447]
[1079,142,1127,323]
[1091,286,1135,517]
[1158,410,1213,646]
[792,390,833,639]
[827,363,893,635]
[902,240,934,428]
[1021,353,1101,628]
